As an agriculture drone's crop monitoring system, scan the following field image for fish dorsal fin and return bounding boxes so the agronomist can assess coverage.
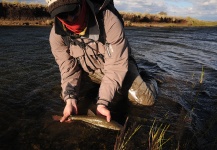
[87,109,96,116]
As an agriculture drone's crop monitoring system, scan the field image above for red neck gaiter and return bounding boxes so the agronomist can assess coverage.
[58,0,88,34]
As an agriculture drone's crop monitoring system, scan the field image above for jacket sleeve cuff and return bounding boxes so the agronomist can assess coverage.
[96,99,110,106]
[64,94,78,102]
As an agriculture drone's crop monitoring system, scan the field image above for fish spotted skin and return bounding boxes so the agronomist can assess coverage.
[52,115,123,131]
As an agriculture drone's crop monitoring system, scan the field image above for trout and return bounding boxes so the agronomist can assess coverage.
[52,115,123,131]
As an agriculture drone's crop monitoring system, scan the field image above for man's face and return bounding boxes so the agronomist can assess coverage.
[57,5,81,23]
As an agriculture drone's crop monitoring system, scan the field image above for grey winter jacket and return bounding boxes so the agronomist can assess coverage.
[49,7,129,106]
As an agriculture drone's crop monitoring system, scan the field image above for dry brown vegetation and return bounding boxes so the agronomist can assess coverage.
[120,12,188,27]
[120,12,217,27]
[1,1,217,27]
[0,1,51,26]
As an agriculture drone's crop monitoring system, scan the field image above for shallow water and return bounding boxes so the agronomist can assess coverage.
[0,26,216,149]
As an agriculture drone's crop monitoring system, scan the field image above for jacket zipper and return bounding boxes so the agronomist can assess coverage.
[105,42,111,57]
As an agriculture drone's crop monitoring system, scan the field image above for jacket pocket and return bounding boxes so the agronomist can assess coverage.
[69,41,105,73]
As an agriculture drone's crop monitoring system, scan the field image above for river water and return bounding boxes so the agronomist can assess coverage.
[0,26,216,150]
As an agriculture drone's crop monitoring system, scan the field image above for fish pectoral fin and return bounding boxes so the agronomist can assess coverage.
[87,109,96,116]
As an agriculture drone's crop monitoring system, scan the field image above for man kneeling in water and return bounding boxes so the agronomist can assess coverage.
[46,0,158,122]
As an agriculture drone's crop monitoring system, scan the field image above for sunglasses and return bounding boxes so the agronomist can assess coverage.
[57,5,81,20]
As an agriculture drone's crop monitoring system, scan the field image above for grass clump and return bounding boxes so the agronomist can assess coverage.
[114,118,142,150]
[114,118,171,150]
[148,120,171,150]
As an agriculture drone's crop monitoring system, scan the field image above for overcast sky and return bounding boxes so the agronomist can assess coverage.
[4,0,217,21]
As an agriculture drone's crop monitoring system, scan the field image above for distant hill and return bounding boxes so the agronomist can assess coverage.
[1,1,217,27]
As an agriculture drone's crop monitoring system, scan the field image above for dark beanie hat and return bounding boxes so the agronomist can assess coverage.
[46,0,81,18]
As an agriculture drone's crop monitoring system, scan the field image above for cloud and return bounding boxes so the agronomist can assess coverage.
[185,0,217,20]
[114,0,167,14]
[114,0,217,21]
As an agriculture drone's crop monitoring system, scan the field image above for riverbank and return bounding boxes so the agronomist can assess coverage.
[1,19,217,28]
[0,19,52,26]
[126,19,217,27]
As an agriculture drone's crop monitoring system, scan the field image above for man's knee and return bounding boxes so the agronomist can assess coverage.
[128,75,158,106]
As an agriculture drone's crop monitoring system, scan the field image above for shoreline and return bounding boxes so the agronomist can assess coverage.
[128,22,217,28]
[0,19,52,26]
[1,19,217,28]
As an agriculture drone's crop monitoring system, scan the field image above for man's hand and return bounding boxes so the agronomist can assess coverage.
[60,99,78,122]
[97,105,111,122]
